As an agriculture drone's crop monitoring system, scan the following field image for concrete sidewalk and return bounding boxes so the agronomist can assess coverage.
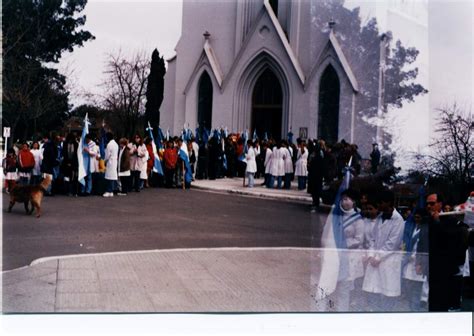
[192,177,314,204]
[2,248,323,313]
[2,248,421,313]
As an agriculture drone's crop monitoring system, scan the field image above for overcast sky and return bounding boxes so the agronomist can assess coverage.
[59,0,473,161]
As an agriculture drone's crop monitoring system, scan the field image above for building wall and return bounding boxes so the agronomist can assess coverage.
[161,57,177,131]
[161,0,377,156]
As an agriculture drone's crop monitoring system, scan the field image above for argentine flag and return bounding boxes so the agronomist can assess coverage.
[179,142,193,185]
[146,122,164,176]
[77,114,91,187]
[316,157,358,301]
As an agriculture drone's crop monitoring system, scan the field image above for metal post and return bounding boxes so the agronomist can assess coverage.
[182,161,185,190]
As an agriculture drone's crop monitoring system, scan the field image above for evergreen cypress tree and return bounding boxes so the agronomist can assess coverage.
[145,49,166,126]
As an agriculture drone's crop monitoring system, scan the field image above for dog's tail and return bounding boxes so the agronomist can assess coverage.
[40,175,52,192]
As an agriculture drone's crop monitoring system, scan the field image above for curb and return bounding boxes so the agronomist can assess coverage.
[192,183,313,204]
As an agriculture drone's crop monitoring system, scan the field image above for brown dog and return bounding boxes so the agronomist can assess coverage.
[8,176,52,218]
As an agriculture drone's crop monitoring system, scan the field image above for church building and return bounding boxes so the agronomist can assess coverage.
[161,0,378,154]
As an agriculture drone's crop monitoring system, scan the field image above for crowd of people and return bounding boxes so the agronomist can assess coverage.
[317,187,473,312]
[3,127,473,313]
[3,128,380,200]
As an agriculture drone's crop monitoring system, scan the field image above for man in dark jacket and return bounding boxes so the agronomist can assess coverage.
[416,193,469,311]
[41,134,58,195]
[307,140,326,212]
[370,143,381,175]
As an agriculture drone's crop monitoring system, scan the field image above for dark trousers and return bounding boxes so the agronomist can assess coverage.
[297,176,307,190]
[429,275,463,311]
[105,179,116,193]
[31,175,42,186]
[284,173,292,189]
[120,176,132,193]
[165,167,175,188]
[131,170,141,191]
[310,178,323,207]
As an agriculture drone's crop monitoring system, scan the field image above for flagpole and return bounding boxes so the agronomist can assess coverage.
[182,161,185,190]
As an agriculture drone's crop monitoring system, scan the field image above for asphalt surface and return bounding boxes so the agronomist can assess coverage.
[2,188,326,271]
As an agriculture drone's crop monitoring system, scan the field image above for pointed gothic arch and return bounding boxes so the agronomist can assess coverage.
[197,71,213,129]
[251,68,283,139]
[234,50,291,139]
[318,64,340,144]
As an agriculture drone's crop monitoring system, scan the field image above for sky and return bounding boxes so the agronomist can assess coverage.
[58,0,473,165]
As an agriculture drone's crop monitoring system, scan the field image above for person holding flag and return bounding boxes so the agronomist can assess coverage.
[177,138,193,189]
[314,159,365,312]
[77,114,95,196]
[146,122,164,184]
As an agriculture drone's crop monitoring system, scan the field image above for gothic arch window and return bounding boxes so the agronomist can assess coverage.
[251,68,283,140]
[318,64,340,145]
[197,71,213,129]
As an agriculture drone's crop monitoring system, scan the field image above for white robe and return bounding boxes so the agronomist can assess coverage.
[282,147,293,174]
[104,140,119,180]
[264,148,273,174]
[294,148,308,177]
[245,147,257,173]
[130,144,148,172]
[362,209,405,297]
[269,147,285,177]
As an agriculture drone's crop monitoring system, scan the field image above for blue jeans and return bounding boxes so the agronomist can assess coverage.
[246,172,255,187]
[365,292,399,312]
[297,176,307,190]
[402,279,424,311]
[106,179,116,193]
[81,173,93,194]
[267,175,274,188]
[276,176,282,189]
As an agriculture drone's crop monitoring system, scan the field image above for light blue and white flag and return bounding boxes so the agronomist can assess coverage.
[179,142,193,184]
[77,114,91,187]
[146,122,164,176]
[316,157,358,300]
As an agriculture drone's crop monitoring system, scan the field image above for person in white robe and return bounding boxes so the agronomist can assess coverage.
[245,140,257,187]
[362,190,405,311]
[294,140,308,190]
[264,142,273,188]
[269,142,285,189]
[282,140,293,189]
[103,132,119,197]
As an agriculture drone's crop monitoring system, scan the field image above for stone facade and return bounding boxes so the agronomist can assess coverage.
[162,0,378,155]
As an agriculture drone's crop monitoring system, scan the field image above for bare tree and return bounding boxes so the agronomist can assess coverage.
[415,104,473,185]
[101,50,150,137]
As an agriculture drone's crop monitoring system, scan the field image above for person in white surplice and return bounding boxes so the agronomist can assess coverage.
[362,189,405,311]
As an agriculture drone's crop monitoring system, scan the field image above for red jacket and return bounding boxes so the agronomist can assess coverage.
[18,149,35,169]
[163,148,178,170]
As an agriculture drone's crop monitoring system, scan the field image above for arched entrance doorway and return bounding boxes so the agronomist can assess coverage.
[318,64,340,145]
[197,71,213,129]
[251,68,283,140]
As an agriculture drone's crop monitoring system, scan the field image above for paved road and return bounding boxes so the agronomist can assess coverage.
[3,188,326,270]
